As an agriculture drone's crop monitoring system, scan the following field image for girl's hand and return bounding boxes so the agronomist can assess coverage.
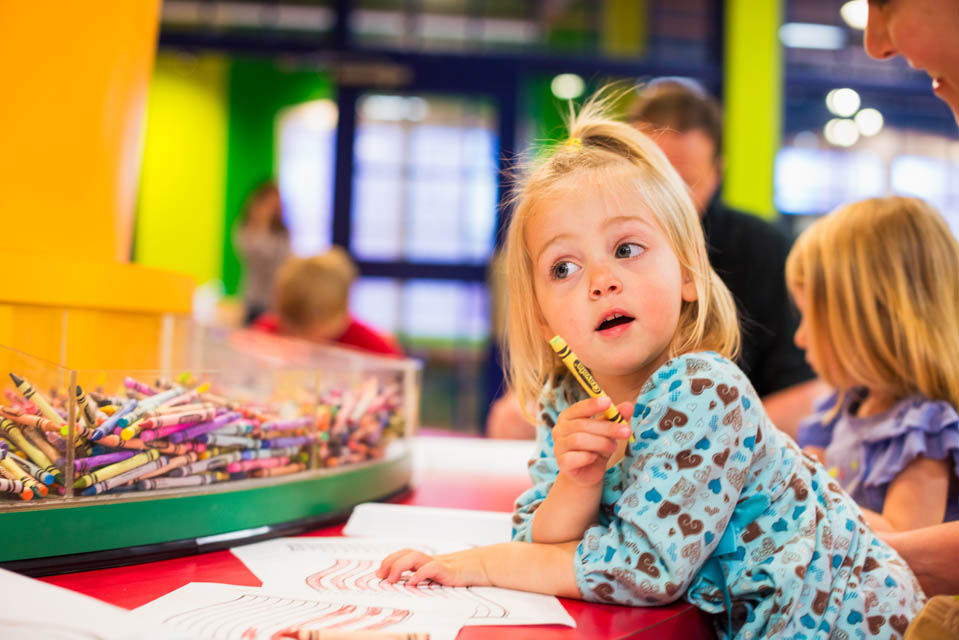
[552,396,634,487]
[376,547,491,587]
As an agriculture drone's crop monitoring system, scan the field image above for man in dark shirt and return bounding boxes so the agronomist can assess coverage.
[628,79,821,439]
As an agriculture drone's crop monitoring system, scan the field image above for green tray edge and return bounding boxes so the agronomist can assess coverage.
[0,452,412,562]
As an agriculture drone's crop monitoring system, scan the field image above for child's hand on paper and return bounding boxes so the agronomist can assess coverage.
[376,547,491,587]
[552,396,633,487]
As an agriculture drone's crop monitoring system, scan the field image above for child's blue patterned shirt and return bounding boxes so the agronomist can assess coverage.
[512,352,924,639]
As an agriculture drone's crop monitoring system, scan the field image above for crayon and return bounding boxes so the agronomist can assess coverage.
[73,449,161,490]
[116,386,186,427]
[0,476,33,500]
[91,398,137,441]
[138,452,199,479]
[169,411,242,443]
[260,417,313,431]
[123,376,157,396]
[242,446,301,460]
[136,471,227,491]
[9,453,54,485]
[0,406,62,432]
[197,433,261,449]
[137,406,218,432]
[75,385,101,428]
[168,452,242,477]
[548,335,634,443]
[1,456,46,498]
[0,419,62,483]
[158,382,209,408]
[261,435,315,449]
[9,373,62,424]
[226,456,290,473]
[252,462,305,478]
[81,456,169,495]
[74,450,137,474]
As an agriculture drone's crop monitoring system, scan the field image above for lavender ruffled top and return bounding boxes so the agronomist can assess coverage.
[797,389,959,521]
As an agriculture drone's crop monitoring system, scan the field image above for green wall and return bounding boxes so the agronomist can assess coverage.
[222,58,334,295]
[136,52,228,284]
[135,55,333,294]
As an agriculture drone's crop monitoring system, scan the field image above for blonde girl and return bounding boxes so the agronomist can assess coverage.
[789,197,959,532]
[377,95,924,638]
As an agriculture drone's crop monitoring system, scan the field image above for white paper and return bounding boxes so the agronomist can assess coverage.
[0,568,190,640]
[343,503,513,547]
[231,537,575,628]
[133,582,469,640]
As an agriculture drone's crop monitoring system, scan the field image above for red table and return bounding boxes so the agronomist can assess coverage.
[42,436,714,639]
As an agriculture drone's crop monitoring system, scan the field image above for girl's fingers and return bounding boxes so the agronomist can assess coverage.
[377,548,414,578]
[561,431,620,455]
[557,450,597,469]
[407,561,447,587]
[561,396,613,421]
[379,549,429,582]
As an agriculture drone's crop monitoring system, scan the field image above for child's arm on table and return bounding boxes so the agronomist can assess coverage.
[377,541,582,598]
[530,396,634,544]
[864,455,951,531]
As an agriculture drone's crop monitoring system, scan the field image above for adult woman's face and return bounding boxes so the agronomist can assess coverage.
[864,0,959,124]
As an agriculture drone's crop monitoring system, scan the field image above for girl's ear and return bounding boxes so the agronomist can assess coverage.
[681,269,698,303]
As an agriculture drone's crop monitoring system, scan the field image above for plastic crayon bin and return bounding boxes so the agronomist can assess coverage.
[0,327,421,573]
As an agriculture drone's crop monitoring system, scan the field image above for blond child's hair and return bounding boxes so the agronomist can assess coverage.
[502,92,740,414]
[785,196,959,408]
[274,246,358,333]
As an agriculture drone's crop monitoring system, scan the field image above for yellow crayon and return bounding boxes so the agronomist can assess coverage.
[0,420,61,483]
[75,385,100,428]
[23,426,62,466]
[9,373,62,424]
[1,455,46,497]
[73,448,160,489]
[548,335,634,443]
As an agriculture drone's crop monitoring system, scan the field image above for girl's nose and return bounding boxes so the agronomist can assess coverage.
[589,268,622,298]
[863,4,896,60]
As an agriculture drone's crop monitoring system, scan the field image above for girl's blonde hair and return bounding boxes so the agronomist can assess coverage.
[785,196,959,407]
[502,92,740,413]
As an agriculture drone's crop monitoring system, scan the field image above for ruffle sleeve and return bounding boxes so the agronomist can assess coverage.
[795,391,842,449]
[860,397,959,507]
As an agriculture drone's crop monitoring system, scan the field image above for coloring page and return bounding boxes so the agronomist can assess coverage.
[231,537,575,628]
[133,582,468,640]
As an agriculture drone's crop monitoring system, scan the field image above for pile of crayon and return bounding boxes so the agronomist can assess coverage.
[0,371,406,501]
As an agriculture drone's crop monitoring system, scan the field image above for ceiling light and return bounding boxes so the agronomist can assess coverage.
[826,88,861,117]
[840,0,868,30]
[551,74,585,100]
[779,23,847,50]
[854,108,884,136]
[824,118,860,147]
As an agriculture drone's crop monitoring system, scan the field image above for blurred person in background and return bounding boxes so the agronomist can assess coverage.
[234,181,290,325]
[253,247,403,358]
[628,79,823,441]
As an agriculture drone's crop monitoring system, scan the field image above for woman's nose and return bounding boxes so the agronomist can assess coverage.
[863,4,896,60]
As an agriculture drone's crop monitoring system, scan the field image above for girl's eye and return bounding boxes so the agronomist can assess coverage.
[615,242,644,259]
[550,261,581,280]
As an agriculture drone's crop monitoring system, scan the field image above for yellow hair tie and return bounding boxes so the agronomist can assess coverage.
[564,137,582,150]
